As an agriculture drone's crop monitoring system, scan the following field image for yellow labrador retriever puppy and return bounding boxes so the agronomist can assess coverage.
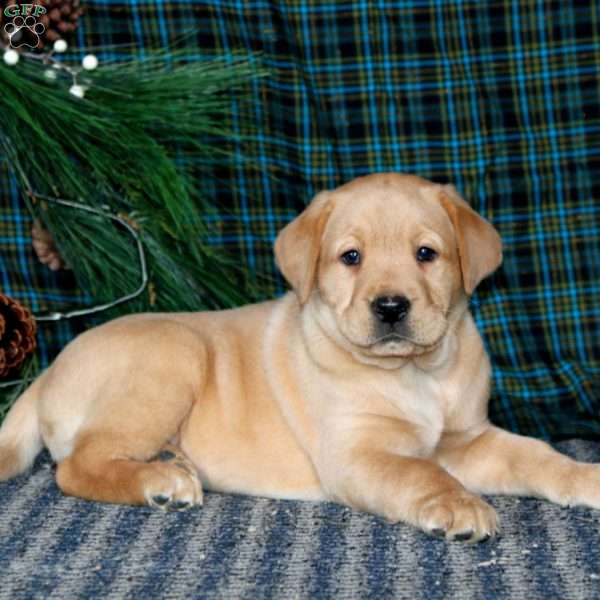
[1,173,598,542]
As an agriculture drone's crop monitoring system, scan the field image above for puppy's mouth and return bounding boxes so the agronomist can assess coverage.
[371,332,422,346]
[366,321,448,355]
[369,321,423,347]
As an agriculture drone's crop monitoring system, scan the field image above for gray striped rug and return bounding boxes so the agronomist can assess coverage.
[1,440,599,599]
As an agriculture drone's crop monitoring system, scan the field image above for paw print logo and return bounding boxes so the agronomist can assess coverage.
[4,15,45,49]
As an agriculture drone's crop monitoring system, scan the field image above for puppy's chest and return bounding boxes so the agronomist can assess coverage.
[368,368,461,444]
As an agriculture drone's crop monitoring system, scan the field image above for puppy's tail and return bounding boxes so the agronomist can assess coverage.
[0,374,43,480]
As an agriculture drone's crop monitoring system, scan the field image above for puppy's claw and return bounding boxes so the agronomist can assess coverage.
[430,528,446,539]
[148,494,195,512]
[150,494,171,508]
[452,530,474,542]
[169,500,192,511]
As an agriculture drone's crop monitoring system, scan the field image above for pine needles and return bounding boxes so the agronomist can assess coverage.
[0,51,269,314]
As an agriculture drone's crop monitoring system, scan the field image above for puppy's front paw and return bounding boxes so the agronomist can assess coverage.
[142,445,203,511]
[418,490,499,543]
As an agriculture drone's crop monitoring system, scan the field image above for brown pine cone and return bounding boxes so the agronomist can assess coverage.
[32,219,67,271]
[1,0,83,51]
[0,294,37,378]
[37,0,84,47]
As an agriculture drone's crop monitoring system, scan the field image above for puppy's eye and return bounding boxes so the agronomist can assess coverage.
[341,249,361,266]
[416,246,437,263]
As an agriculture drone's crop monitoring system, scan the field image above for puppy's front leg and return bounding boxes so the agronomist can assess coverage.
[436,425,600,509]
[319,418,498,542]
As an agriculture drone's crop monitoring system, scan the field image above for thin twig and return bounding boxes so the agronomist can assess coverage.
[27,192,148,321]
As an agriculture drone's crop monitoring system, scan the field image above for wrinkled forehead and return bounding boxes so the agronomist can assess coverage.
[323,177,454,244]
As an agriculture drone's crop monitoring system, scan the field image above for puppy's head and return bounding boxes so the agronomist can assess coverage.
[275,173,502,361]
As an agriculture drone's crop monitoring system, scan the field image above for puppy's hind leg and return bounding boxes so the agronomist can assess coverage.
[53,378,203,510]
[56,433,203,510]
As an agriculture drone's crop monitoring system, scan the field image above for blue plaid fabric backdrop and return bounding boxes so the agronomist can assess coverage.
[1,0,599,439]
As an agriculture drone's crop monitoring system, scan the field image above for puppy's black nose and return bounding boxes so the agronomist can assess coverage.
[371,295,411,324]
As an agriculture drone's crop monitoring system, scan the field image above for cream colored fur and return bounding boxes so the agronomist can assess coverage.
[1,173,599,542]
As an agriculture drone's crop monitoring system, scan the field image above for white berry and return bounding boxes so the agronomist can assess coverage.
[69,84,86,99]
[82,54,98,71]
[3,49,20,66]
[44,68,58,80]
[53,39,68,53]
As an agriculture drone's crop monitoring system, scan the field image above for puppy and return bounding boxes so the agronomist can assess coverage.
[1,173,599,542]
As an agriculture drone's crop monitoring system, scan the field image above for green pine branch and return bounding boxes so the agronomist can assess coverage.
[0,50,271,414]
[0,51,270,313]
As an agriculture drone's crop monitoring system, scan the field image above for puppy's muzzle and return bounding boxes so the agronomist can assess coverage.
[371,295,411,325]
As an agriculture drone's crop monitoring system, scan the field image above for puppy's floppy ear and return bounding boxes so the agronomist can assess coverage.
[275,191,333,304]
[439,185,503,295]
